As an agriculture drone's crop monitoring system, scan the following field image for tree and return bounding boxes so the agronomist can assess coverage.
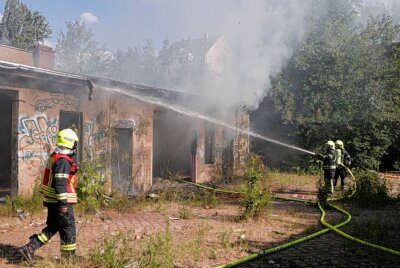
[269,2,400,169]
[0,0,51,49]
[55,21,113,77]
[111,40,158,86]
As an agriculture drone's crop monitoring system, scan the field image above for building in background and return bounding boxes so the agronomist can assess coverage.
[0,43,248,197]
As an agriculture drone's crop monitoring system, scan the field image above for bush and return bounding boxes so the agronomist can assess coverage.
[76,156,108,210]
[241,154,271,219]
[350,170,390,207]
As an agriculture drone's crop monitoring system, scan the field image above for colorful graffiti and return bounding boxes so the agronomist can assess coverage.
[31,93,81,113]
[18,115,58,176]
[83,118,108,159]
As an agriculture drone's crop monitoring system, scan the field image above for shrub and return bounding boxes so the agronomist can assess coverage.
[241,154,271,219]
[76,156,108,210]
[350,170,390,207]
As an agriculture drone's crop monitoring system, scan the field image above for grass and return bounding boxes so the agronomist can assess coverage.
[0,182,42,217]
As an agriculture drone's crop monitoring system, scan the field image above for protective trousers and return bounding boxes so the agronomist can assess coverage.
[324,169,335,194]
[33,204,77,255]
[334,168,347,189]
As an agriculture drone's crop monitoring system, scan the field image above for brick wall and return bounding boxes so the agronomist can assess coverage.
[0,45,33,66]
[14,86,154,196]
[0,44,55,69]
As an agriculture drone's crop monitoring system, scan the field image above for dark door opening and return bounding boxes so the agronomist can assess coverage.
[111,128,133,194]
[153,110,197,180]
[59,111,83,163]
[0,90,17,196]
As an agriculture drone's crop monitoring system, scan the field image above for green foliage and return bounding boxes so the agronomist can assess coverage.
[138,225,174,268]
[91,232,134,268]
[350,170,390,207]
[0,181,42,216]
[0,0,51,49]
[241,154,271,219]
[269,2,400,170]
[76,156,107,210]
[55,21,113,77]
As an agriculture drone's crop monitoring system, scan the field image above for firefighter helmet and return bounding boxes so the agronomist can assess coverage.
[56,129,78,149]
[335,140,344,149]
[326,140,335,150]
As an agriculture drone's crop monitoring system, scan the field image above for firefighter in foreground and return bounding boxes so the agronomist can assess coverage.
[19,129,79,262]
[333,140,351,191]
[316,140,336,194]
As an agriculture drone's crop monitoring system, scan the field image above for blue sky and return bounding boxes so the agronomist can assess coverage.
[0,0,241,51]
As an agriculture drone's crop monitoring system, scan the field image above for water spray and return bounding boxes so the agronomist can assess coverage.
[100,86,316,156]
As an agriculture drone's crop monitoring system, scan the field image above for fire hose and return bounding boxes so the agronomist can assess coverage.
[177,164,400,267]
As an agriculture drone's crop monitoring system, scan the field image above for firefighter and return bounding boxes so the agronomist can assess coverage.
[333,140,351,191]
[316,140,336,194]
[19,128,79,263]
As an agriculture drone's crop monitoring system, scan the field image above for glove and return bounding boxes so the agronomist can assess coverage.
[315,153,323,160]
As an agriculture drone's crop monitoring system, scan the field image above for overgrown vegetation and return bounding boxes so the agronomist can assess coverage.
[241,154,271,219]
[76,156,108,212]
[91,232,135,268]
[350,170,391,208]
[0,180,42,217]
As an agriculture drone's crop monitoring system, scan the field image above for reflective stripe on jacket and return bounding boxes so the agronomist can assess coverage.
[41,152,78,205]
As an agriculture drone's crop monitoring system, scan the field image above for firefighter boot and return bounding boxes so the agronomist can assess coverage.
[61,250,83,263]
[19,236,42,263]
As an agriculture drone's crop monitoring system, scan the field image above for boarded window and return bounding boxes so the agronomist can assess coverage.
[205,125,215,164]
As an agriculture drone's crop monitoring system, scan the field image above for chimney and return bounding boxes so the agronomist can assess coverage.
[32,44,55,69]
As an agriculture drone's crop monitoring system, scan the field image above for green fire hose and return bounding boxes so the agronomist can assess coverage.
[177,164,400,267]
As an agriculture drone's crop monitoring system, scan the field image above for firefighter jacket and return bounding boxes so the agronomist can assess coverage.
[322,148,336,170]
[40,152,78,207]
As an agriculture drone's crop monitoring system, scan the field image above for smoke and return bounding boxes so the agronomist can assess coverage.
[169,0,316,112]
[357,0,400,25]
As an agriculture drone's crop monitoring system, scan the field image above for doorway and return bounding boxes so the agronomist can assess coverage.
[111,128,133,194]
[0,90,17,196]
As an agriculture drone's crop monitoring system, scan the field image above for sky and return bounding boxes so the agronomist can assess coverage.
[0,0,398,109]
[0,0,398,51]
[0,0,240,51]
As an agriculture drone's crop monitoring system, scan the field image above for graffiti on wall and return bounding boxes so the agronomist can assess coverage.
[18,115,58,176]
[31,93,81,113]
[83,117,108,159]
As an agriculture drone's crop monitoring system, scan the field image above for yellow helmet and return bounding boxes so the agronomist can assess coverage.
[326,140,335,150]
[335,140,344,149]
[56,129,78,149]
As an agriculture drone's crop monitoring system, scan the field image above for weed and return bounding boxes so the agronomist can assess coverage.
[91,232,135,268]
[241,154,271,219]
[178,205,192,219]
[220,228,233,248]
[138,224,174,268]
[0,180,42,216]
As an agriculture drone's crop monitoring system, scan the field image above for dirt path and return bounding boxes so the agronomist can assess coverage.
[0,177,399,267]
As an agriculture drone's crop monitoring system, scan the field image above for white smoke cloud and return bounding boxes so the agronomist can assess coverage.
[176,0,315,111]
[79,12,99,25]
